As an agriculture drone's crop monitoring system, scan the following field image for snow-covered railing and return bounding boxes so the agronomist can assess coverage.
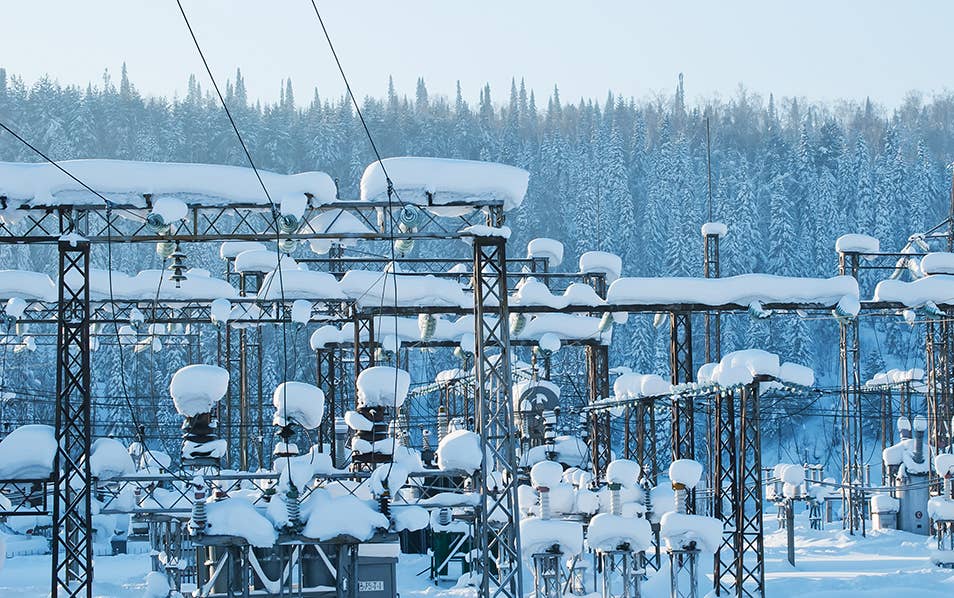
[606,274,859,310]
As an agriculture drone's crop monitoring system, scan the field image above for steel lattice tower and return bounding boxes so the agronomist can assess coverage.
[51,236,93,598]
[472,231,524,598]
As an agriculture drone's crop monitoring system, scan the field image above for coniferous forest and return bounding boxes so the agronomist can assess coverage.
[1,65,951,464]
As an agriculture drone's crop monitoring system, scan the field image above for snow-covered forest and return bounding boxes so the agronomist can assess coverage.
[0,66,949,461]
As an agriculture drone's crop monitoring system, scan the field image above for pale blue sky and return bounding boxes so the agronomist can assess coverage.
[1,1,951,108]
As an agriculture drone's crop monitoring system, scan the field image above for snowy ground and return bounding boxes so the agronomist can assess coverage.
[2,519,954,597]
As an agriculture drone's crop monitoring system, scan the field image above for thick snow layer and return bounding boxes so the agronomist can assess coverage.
[220,241,266,259]
[203,497,278,547]
[921,253,954,275]
[89,268,238,301]
[701,222,728,237]
[310,325,343,350]
[356,366,411,408]
[874,275,954,307]
[301,490,388,541]
[143,571,169,598]
[870,494,900,513]
[935,453,954,476]
[437,430,482,473]
[529,461,564,488]
[0,159,337,206]
[606,460,642,488]
[539,332,561,354]
[0,271,56,302]
[291,299,312,324]
[257,269,344,301]
[0,425,56,478]
[169,364,229,416]
[614,373,671,399]
[607,274,858,307]
[779,362,815,387]
[360,157,529,211]
[210,298,232,324]
[773,463,805,485]
[520,517,583,556]
[149,196,187,224]
[90,438,135,480]
[233,250,297,274]
[835,234,880,254]
[660,512,723,553]
[392,506,430,532]
[866,368,926,387]
[929,496,954,520]
[698,349,779,386]
[527,238,564,267]
[517,313,609,343]
[340,270,469,308]
[587,513,653,552]
[511,278,605,309]
[368,462,410,497]
[520,435,589,469]
[272,382,325,430]
[458,224,511,239]
[669,459,704,488]
[344,410,374,432]
[579,251,623,283]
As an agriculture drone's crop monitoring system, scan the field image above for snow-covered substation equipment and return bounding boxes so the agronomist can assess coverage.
[3,157,954,598]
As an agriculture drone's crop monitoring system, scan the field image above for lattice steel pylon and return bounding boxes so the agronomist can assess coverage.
[315,348,337,462]
[713,380,766,597]
[713,389,737,595]
[472,231,524,598]
[838,251,865,535]
[51,237,93,598]
[670,311,695,512]
[736,380,765,596]
[926,317,953,455]
[588,343,612,480]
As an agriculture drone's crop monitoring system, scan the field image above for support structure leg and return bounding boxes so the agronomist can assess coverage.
[52,237,93,598]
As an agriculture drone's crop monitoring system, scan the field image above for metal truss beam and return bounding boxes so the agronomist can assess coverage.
[51,238,93,598]
[0,201,500,244]
[472,232,523,598]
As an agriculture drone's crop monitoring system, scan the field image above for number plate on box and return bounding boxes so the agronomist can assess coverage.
[358,580,385,592]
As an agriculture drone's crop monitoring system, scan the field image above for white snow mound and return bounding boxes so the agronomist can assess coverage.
[170,364,229,416]
[272,382,325,430]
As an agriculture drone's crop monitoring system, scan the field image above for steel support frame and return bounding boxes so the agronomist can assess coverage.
[472,232,523,598]
[670,311,695,512]
[927,318,953,454]
[316,348,337,463]
[52,237,93,598]
[838,252,865,535]
[624,398,659,485]
[587,343,612,480]
[713,389,738,596]
[735,381,765,597]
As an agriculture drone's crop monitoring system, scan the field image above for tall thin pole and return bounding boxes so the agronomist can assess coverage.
[706,116,713,223]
